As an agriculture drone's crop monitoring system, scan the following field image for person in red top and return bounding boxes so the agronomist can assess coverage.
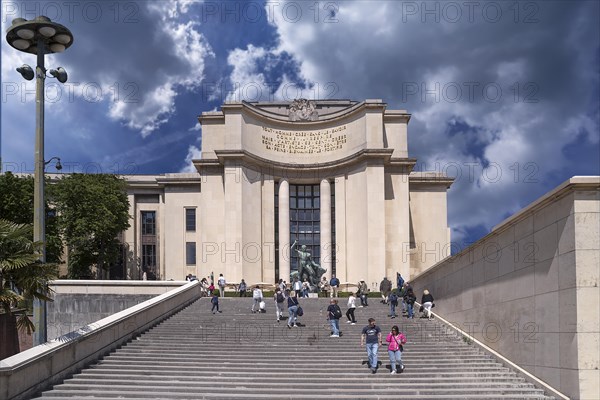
[386,325,407,374]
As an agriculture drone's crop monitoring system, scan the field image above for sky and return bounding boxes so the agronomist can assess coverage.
[1,0,599,249]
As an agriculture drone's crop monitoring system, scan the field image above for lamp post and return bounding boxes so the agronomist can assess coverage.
[6,16,73,345]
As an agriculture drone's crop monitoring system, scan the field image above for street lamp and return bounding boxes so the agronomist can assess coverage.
[6,16,73,345]
[45,157,63,171]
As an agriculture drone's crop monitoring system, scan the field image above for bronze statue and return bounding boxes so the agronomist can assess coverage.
[290,240,326,289]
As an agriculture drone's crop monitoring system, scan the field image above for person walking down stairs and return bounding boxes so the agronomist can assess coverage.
[388,290,399,318]
[346,292,357,324]
[404,284,416,319]
[327,299,342,337]
[386,325,407,374]
[361,318,382,374]
[210,292,221,314]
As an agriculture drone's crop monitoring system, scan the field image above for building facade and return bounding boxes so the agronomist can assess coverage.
[122,99,453,288]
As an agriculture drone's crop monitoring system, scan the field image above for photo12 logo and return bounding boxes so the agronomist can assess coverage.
[198,1,339,24]
[2,2,140,24]
[2,81,139,104]
[400,81,540,104]
[399,2,540,24]
[202,81,339,103]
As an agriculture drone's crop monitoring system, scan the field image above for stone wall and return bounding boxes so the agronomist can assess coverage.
[410,177,599,400]
[0,281,199,400]
[47,280,185,340]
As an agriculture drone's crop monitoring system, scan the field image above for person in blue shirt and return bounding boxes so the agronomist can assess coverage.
[361,318,382,373]
[211,292,221,314]
[396,272,404,290]
[330,274,340,298]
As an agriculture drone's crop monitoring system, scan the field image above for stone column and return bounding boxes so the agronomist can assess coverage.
[278,179,290,282]
[320,178,332,281]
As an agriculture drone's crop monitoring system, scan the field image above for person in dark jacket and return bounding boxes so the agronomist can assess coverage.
[379,277,392,304]
[404,285,416,319]
[421,289,434,319]
[327,299,341,337]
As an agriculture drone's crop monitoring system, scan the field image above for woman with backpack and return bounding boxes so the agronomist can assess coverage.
[287,290,300,328]
[274,288,286,322]
[386,325,407,374]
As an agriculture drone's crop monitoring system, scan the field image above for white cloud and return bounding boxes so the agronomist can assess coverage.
[180,144,202,173]
[226,45,268,102]
[2,2,215,139]
[102,14,213,137]
[265,0,600,240]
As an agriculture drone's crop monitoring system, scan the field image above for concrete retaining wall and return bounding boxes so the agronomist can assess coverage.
[0,281,200,400]
[46,280,185,340]
[410,177,599,400]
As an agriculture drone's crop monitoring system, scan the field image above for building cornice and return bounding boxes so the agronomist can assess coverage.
[198,99,408,128]
[409,172,455,187]
[193,150,416,178]
[491,176,600,231]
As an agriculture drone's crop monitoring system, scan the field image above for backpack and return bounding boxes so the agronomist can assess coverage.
[390,293,398,305]
[332,305,342,319]
[276,292,285,303]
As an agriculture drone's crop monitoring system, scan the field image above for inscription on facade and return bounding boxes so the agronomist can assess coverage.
[261,125,347,154]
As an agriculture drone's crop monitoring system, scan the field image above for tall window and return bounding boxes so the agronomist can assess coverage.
[275,182,336,279]
[142,244,156,271]
[290,184,321,273]
[186,242,196,265]
[141,211,156,235]
[331,183,336,276]
[141,211,158,279]
[185,208,196,232]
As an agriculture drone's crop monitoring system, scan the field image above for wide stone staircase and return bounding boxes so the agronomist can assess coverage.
[34,297,556,399]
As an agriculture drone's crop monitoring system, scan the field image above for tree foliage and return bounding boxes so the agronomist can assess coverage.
[0,172,62,263]
[51,174,130,279]
[0,219,58,333]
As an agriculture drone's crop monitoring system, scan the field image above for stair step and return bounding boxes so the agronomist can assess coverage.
[32,298,555,400]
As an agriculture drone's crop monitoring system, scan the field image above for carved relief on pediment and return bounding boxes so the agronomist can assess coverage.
[288,99,319,121]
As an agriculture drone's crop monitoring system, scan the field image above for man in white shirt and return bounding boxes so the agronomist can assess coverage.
[217,274,226,298]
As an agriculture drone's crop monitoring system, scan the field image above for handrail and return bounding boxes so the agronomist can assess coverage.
[414,301,570,400]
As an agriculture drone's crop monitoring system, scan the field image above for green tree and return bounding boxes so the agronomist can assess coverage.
[0,219,58,333]
[0,172,62,264]
[52,174,130,279]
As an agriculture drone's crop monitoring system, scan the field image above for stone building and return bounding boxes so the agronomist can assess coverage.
[122,99,453,287]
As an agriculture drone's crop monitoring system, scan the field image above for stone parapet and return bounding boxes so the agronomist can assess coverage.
[0,281,199,400]
[409,176,600,400]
